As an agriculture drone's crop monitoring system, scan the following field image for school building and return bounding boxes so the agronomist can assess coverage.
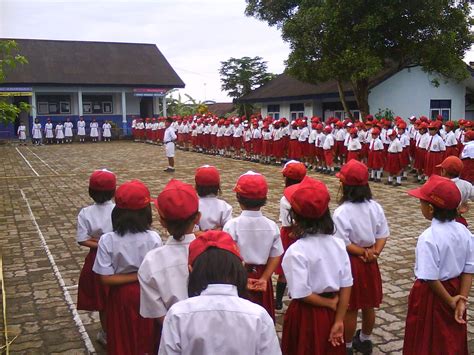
[0,38,185,138]
[237,64,474,122]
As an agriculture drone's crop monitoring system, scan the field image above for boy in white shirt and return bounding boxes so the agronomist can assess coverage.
[163,118,177,172]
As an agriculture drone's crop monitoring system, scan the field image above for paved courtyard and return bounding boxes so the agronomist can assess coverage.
[0,140,473,354]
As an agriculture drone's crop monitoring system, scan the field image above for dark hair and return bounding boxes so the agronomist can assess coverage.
[236,193,267,208]
[338,184,372,204]
[164,211,199,241]
[166,117,173,123]
[196,184,220,197]
[285,177,302,187]
[88,187,115,204]
[188,248,247,298]
[111,205,152,236]
[432,205,458,222]
[289,208,335,237]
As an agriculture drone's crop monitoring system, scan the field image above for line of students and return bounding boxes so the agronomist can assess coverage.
[76,160,473,354]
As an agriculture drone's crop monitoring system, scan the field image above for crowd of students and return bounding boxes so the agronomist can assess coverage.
[132,114,474,186]
[76,157,473,355]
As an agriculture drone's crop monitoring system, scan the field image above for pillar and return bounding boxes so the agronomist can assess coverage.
[162,96,167,117]
[121,91,128,135]
[78,90,83,116]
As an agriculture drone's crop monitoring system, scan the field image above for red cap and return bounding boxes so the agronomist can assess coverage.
[195,165,220,186]
[115,180,151,210]
[316,123,323,130]
[419,122,429,130]
[397,122,407,129]
[233,171,268,199]
[388,129,397,137]
[436,156,463,175]
[324,126,332,133]
[407,175,461,209]
[284,176,330,218]
[349,128,358,135]
[155,179,198,220]
[188,230,242,266]
[282,160,307,181]
[444,121,454,128]
[371,128,380,135]
[336,159,369,186]
[428,122,438,129]
[464,130,474,141]
[89,169,116,191]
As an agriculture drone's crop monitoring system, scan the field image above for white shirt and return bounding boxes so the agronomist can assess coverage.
[77,121,86,135]
[426,134,446,152]
[347,136,361,151]
[159,284,281,355]
[335,129,346,142]
[138,234,195,318]
[64,122,73,136]
[369,137,384,151]
[298,127,309,142]
[164,126,177,143]
[93,230,162,275]
[415,219,474,280]
[461,141,474,159]
[445,131,457,147]
[323,134,334,150]
[334,201,389,247]
[233,125,243,138]
[252,128,262,139]
[279,196,292,227]
[197,196,233,231]
[452,177,474,204]
[32,123,42,139]
[282,234,353,298]
[399,133,410,148]
[223,211,283,265]
[76,201,115,243]
[387,138,403,153]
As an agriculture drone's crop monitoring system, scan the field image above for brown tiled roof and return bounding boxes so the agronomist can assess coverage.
[207,102,235,116]
[0,38,185,88]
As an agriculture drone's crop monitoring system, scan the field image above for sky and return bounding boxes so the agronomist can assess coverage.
[0,0,290,103]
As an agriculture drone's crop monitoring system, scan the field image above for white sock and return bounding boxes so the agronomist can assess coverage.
[403,171,408,177]
[346,341,353,348]
[376,170,382,179]
[359,332,371,342]
[388,176,393,182]
[396,176,402,184]
[370,170,375,179]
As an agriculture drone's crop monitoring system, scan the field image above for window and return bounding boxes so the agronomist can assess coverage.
[430,99,451,120]
[290,103,304,120]
[351,110,361,120]
[267,104,280,120]
[334,110,345,119]
[36,95,71,115]
[83,95,114,114]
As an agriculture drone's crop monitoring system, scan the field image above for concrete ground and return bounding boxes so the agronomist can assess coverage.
[1,140,473,354]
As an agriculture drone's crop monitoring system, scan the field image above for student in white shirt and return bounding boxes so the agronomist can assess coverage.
[90,118,99,142]
[77,117,86,143]
[102,121,112,142]
[163,117,177,172]
[17,123,27,145]
[384,130,403,186]
[333,160,389,354]
[323,126,336,174]
[194,165,232,232]
[44,118,54,144]
[93,180,162,355]
[281,176,352,355]
[159,230,281,355]
[460,130,474,184]
[76,169,116,346]
[55,122,64,144]
[224,171,283,321]
[32,118,42,145]
[405,175,474,355]
[64,118,74,143]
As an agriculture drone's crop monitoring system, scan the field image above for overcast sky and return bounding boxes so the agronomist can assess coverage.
[0,0,290,103]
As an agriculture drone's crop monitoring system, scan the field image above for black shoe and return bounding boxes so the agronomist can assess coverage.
[393,182,402,187]
[353,330,373,354]
[369,177,375,181]
[163,168,175,173]
[384,181,392,185]
[375,178,382,183]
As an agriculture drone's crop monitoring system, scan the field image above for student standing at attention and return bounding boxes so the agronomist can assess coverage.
[223,171,283,321]
[403,175,474,355]
[163,117,177,172]
[333,160,389,355]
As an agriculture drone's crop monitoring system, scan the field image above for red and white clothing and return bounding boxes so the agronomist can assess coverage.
[159,284,281,355]
[197,196,233,231]
[385,138,403,175]
[460,140,474,183]
[346,136,362,161]
[425,134,446,176]
[323,133,335,166]
[445,131,459,157]
[399,133,411,168]
[367,137,384,170]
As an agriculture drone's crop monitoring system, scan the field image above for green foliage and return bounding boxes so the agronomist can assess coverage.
[374,108,395,121]
[0,40,30,124]
[245,0,473,117]
[219,56,275,116]
[165,90,207,117]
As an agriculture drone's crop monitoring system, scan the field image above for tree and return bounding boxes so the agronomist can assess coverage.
[245,0,473,118]
[219,56,275,116]
[0,40,30,123]
[165,90,208,117]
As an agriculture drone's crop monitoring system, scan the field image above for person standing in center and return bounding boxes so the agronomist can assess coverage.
[163,117,177,172]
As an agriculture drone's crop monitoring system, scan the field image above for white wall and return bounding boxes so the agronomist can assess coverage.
[369,66,466,120]
[258,100,314,120]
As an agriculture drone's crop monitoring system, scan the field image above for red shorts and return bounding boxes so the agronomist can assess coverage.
[77,249,109,311]
[233,137,242,149]
[247,265,275,321]
[348,255,383,310]
[324,149,334,166]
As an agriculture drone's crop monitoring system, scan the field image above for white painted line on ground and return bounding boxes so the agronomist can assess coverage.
[15,148,40,177]
[20,189,96,354]
[65,284,79,290]
[25,147,60,175]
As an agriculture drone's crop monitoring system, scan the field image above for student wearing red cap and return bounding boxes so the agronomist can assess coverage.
[251,121,262,162]
[223,171,283,320]
[398,122,411,180]
[367,128,384,182]
[223,120,234,157]
[460,130,474,183]
[158,230,281,355]
[384,129,403,186]
[404,175,474,355]
[323,126,336,174]
[194,165,233,232]
[444,121,459,157]
[275,161,307,310]
[93,180,162,355]
[232,119,243,159]
[314,124,326,172]
[424,123,446,177]
[138,179,200,345]
[414,122,430,183]
[76,169,117,346]
[346,128,362,162]
[261,124,273,164]
[333,160,389,354]
[281,176,352,355]
[288,121,300,160]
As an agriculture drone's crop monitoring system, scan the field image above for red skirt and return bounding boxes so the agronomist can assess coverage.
[202,135,211,149]
[307,143,317,159]
[177,132,183,143]
[252,138,262,155]
[210,134,217,147]
[275,227,296,276]
[262,140,273,156]
[315,147,324,162]
[244,141,252,153]
[282,299,345,355]
[324,150,334,166]
[424,151,444,176]
[409,139,416,159]
[400,147,410,168]
[233,136,242,149]
[107,282,156,355]
[273,140,284,159]
[335,140,345,158]
[132,128,137,139]
[367,150,384,170]
[346,150,360,162]
[445,145,459,158]
[384,152,402,175]
[77,248,109,311]
[403,278,468,355]
[348,255,382,310]
[288,140,299,159]
[191,135,198,147]
[216,136,224,149]
[157,129,165,142]
[145,129,152,140]
[460,158,474,183]
[361,143,369,159]
[414,148,426,171]
[247,265,275,321]
[224,136,233,148]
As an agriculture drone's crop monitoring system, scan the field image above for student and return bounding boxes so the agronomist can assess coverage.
[323,126,336,174]
[194,165,232,232]
[138,179,199,340]
[76,169,116,346]
[460,130,474,183]
[77,116,86,143]
[425,122,446,177]
[159,230,281,355]
[275,160,307,310]
[384,130,403,186]
[102,120,112,142]
[367,128,384,182]
[55,122,64,144]
[93,180,162,355]
[17,122,27,145]
[346,128,362,162]
[223,171,283,320]
[333,160,389,355]
[404,175,474,355]
[44,118,54,144]
[64,118,74,143]
[281,176,352,355]
[163,117,177,172]
[32,118,42,145]
[90,118,99,142]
